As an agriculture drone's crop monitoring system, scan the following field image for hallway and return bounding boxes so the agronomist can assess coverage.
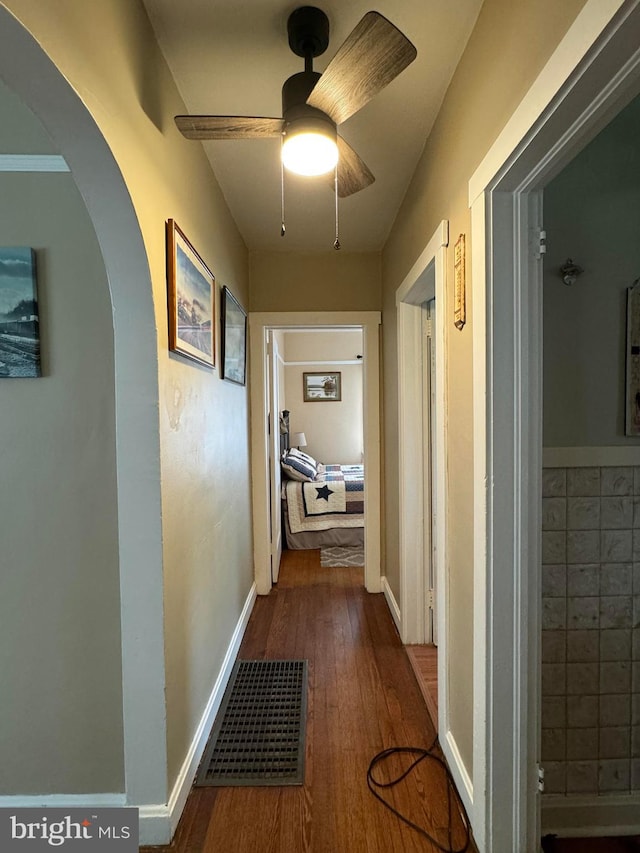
[142,549,473,852]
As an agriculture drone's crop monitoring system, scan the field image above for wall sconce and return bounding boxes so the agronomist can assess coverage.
[560,258,583,286]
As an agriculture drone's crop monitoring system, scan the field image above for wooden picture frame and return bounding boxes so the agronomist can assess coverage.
[454,233,466,331]
[221,285,247,385]
[303,371,342,402]
[166,219,215,368]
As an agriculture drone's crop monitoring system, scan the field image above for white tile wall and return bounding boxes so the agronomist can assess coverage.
[541,465,640,795]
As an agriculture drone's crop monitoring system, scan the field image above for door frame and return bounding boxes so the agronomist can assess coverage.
[249,311,382,595]
[396,221,449,726]
[469,1,640,849]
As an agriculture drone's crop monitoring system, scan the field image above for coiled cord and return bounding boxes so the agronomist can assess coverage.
[366,741,471,853]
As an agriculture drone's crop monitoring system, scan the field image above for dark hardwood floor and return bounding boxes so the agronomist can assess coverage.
[141,548,474,852]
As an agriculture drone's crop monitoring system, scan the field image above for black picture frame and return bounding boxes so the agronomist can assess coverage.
[221,285,247,385]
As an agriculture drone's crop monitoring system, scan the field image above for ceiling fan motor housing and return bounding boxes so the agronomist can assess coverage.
[287,6,330,59]
[281,70,336,141]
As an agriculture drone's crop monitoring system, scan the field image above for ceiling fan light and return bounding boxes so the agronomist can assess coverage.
[282,129,338,176]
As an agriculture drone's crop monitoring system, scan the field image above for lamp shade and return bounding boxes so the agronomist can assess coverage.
[291,432,307,449]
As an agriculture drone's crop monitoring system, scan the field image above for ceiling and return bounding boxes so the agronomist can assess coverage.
[142,0,483,253]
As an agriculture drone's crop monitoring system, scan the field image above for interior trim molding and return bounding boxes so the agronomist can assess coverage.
[543,446,640,466]
[381,576,401,634]
[440,728,474,821]
[0,794,127,808]
[0,154,69,172]
[542,793,640,837]
[144,581,258,845]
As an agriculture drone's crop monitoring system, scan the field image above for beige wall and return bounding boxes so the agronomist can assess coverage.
[249,250,381,312]
[381,0,589,776]
[2,0,253,796]
[283,330,364,464]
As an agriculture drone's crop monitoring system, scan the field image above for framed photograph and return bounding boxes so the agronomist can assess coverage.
[0,247,41,378]
[221,286,247,385]
[166,219,215,368]
[303,371,342,402]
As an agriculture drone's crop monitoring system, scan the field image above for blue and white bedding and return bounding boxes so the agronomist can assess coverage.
[282,453,365,535]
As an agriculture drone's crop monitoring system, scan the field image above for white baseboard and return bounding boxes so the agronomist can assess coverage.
[542,792,640,837]
[381,576,401,634]
[0,794,126,808]
[152,581,258,845]
[440,727,474,825]
[0,582,258,848]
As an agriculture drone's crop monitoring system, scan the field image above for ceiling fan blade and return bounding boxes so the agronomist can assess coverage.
[307,11,417,125]
[175,116,284,140]
[330,136,375,197]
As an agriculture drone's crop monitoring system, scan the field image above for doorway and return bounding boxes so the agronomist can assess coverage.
[397,220,448,734]
[469,2,640,850]
[249,311,382,596]
[266,326,365,583]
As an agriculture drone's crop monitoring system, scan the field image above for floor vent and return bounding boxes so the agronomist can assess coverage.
[195,659,308,786]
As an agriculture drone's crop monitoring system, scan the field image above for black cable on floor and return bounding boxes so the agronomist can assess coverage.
[366,739,471,853]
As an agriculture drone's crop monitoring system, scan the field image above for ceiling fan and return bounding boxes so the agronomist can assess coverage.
[174,6,417,199]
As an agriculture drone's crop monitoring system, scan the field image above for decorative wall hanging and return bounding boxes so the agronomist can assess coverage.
[303,371,341,402]
[454,233,466,331]
[0,247,41,378]
[221,286,247,385]
[166,220,215,368]
[625,278,640,436]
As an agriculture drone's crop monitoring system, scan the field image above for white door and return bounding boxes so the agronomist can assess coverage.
[423,300,438,644]
[267,333,283,582]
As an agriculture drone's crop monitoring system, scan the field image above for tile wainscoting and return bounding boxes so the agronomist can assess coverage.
[541,464,640,797]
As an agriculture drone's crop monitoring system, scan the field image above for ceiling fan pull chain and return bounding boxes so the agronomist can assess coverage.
[280,138,286,237]
[334,167,341,250]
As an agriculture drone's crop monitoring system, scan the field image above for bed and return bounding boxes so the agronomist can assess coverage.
[280,447,365,550]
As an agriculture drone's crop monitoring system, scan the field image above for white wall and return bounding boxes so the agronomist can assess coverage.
[0,83,124,794]
[283,329,363,464]
[544,95,640,448]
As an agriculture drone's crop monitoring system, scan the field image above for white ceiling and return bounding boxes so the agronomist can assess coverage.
[142,0,483,252]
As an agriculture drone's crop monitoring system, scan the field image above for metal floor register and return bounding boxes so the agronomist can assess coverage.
[196,659,308,786]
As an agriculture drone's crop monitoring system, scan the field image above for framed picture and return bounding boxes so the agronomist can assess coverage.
[454,233,466,330]
[303,371,342,402]
[221,286,247,385]
[166,219,215,368]
[0,247,41,378]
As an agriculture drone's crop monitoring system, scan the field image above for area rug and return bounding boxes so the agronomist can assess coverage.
[320,546,365,567]
[196,659,308,786]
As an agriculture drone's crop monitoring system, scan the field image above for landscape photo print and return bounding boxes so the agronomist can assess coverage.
[0,247,41,378]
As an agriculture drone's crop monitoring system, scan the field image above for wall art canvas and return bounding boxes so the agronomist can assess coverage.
[166,219,215,368]
[221,286,247,385]
[0,247,41,378]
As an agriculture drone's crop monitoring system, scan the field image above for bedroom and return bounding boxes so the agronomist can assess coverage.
[273,327,365,569]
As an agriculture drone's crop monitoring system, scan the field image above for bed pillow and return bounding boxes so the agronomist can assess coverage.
[288,447,317,469]
[281,452,316,482]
